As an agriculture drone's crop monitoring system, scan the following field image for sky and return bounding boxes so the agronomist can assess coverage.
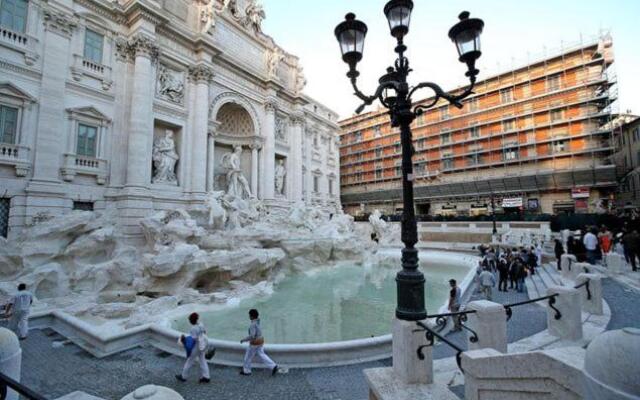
[261,0,640,120]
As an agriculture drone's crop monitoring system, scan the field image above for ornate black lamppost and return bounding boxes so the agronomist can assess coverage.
[335,1,484,321]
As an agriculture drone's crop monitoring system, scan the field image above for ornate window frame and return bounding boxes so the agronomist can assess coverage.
[70,13,114,90]
[0,82,36,176]
[61,106,110,184]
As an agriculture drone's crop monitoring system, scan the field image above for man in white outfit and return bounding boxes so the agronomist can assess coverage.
[175,312,210,384]
[6,284,32,340]
[240,309,278,376]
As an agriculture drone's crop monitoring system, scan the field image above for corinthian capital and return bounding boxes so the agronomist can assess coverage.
[189,64,215,84]
[264,97,278,113]
[129,34,160,61]
[290,111,305,126]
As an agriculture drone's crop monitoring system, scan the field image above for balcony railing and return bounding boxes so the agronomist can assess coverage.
[0,143,31,177]
[0,26,28,47]
[0,25,38,65]
[71,55,113,90]
[61,153,108,184]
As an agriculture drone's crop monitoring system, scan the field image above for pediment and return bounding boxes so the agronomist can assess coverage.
[0,82,37,103]
[66,106,111,122]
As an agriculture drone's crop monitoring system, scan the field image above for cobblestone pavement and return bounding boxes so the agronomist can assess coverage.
[13,281,548,400]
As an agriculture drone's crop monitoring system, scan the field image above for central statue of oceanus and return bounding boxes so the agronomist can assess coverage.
[220,145,252,199]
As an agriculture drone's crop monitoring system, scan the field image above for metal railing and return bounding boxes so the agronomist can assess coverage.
[503,293,561,321]
[0,371,48,400]
[425,310,479,343]
[414,321,466,372]
[574,280,592,300]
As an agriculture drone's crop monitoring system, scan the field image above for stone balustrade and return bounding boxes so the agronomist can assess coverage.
[0,143,31,177]
[576,273,603,315]
[61,153,108,184]
[465,300,507,353]
[546,286,583,341]
[70,54,113,90]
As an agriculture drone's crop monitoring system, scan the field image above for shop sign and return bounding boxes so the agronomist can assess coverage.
[571,188,590,199]
[501,197,523,208]
[527,199,539,210]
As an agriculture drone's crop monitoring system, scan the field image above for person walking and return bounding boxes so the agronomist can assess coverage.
[583,228,598,265]
[478,268,496,300]
[622,230,640,271]
[554,239,564,271]
[497,258,509,292]
[508,256,518,290]
[516,260,527,293]
[240,309,278,376]
[176,312,210,383]
[448,279,462,332]
[6,284,32,340]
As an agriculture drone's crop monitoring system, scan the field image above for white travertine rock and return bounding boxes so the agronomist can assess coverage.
[0,328,21,400]
[144,244,200,277]
[546,286,583,341]
[120,385,184,400]
[584,328,640,400]
[125,297,180,328]
[466,300,507,353]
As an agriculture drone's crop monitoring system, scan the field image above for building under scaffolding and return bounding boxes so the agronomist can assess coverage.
[338,35,620,216]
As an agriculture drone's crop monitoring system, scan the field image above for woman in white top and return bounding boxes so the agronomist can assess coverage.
[176,312,210,384]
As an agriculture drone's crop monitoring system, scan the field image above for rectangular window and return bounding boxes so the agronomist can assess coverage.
[395,166,402,176]
[469,97,479,112]
[469,126,480,138]
[504,148,519,161]
[467,153,482,166]
[552,140,567,154]
[550,109,564,122]
[353,131,362,143]
[415,163,425,175]
[547,74,562,92]
[395,143,401,153]
[313,176,319,192]
[73,201,94,211]
[500,88,513,103]
[76,124,98,157]
[502,119,515,132]
[0,198,9,238]
[375,169,382,179]
[375,148,382,158]
[417,138,426,148]
[328,179,334,195]
[373,125,382,138]
[416,114,425,126]
[0,105,18,144]
[84,29,104,64]
[442,157,453,170]
[440,107,449,121]
[0,0,28,32]
[634,128,640,142]
[441,132,451,144]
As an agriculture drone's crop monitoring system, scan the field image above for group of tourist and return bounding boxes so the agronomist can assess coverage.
[555,224,639,271]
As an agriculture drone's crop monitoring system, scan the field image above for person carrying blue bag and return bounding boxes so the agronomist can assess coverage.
[176,313,212,383]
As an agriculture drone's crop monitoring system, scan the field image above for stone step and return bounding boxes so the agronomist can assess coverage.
[539,263,565,288]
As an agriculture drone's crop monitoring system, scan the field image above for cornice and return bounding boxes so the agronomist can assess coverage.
[0,58,42,81]
[74,0,126,25]
[43,7,78,38]
[122,1,169,27]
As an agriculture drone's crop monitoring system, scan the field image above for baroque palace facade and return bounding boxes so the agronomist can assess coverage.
[0,0,341,238]
[339,36,618,217]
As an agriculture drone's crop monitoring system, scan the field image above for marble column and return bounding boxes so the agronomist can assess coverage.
[206,133,215,192]
[262,99,277,200]
[304,130,314,204]
[125,34,158,188]
[32,9,76,182]
[188,64,214,194]
[250,143,260,196]
[289,114,304,202]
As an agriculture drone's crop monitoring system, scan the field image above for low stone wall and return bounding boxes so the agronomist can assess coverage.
[420,231,492,244]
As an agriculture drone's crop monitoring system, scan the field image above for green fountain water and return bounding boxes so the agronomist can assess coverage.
[172,257,471,344]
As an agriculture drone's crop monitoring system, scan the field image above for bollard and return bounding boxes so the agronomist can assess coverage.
[584,328,640,400]
[546,286,582,341]
[392,318,432,384]
[465,301,507,353]
[0,328,22,400]
[560,254,577,279]
[569,262,591,282]
[120,385,185,400]
[575,273,603,315]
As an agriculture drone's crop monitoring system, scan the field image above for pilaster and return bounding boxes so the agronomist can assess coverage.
[188,64,215,194]
[261,97,277,200]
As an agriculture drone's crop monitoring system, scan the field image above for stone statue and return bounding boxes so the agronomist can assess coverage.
[152,130,179,184]
[199,0,216,34]
[266,47,284,79]
[244,0,265,32]
[294,65,306,94]
[274,159,286,196]
[157,65,184,103]
[368,209,388,242]
[205,190,227,229]
[220,145,252,199]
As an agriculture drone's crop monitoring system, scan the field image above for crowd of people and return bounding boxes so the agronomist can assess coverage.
[555,225,639,271]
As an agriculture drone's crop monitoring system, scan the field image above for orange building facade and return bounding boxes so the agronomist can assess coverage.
[339,36,618,217]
